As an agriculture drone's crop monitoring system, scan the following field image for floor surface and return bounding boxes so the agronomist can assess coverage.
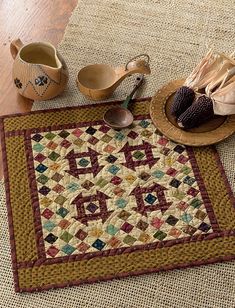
[0,0,77,178]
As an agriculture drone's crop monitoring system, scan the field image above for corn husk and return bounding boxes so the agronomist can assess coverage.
[210,70,235,115]
[185,50,235,91]
[184,50,235,115]
[184,50,223,90]
[205,53,235,96]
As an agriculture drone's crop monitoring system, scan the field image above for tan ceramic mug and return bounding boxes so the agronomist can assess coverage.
[10,39,69,100]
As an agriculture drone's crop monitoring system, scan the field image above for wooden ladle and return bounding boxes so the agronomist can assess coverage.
[103,75,144,129]
[77,54,150,100]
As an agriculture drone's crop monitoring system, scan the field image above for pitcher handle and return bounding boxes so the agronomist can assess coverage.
[125,54,150,71]
[10,39,23,59]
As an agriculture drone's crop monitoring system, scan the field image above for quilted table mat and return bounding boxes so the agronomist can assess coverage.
[1,98,235,292]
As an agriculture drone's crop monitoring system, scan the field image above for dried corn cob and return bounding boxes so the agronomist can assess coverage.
[171,86,195,118]
[177,95,214,129]
[171,50,234,121]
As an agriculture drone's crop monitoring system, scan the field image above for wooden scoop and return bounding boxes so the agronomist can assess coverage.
[77,54,150,101]
[103,75,144,129]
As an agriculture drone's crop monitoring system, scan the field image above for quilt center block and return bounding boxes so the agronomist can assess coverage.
[30,118,213,259]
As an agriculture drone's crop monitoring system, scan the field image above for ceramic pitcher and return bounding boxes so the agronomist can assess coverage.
[10,39,69,100]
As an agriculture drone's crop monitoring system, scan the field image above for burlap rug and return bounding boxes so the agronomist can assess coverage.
[1,0,235,306]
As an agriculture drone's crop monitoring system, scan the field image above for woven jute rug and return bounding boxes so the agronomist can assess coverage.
[1,0,235,307]
[1,98,235,293]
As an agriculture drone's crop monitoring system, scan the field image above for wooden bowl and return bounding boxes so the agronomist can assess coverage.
[76,55,151,101]
[150,79,235,146]
[77,64,117,101]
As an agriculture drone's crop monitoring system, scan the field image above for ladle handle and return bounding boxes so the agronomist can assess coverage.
[121,75,144,109]
[125,54,150,71]
[121,95,132,109]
